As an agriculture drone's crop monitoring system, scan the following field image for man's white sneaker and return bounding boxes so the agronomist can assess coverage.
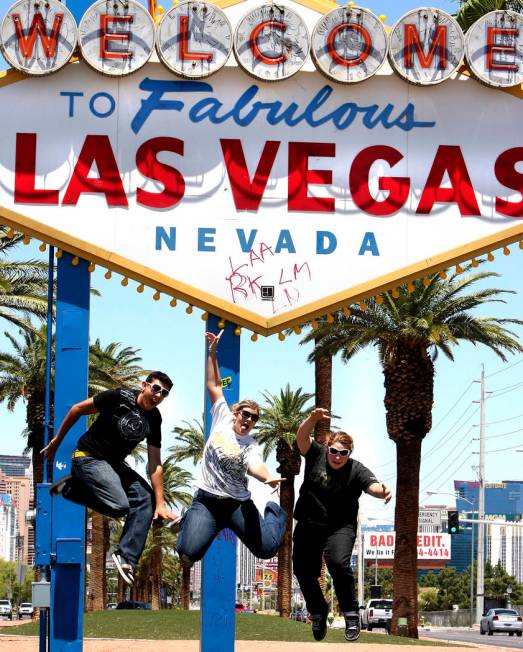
[112,553,134,586]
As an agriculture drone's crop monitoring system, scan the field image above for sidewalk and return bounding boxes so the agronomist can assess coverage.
[0,637,489,652]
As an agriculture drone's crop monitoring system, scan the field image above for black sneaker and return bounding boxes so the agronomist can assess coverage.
[49,475,72,496]
[310,612,328,641]
[343,612,361,641]
[112,553,134,586]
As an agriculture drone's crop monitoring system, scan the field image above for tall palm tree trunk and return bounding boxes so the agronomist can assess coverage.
[181,566,191,609]
[313,351,332,442]
[151,522,162,610]
[277,477,294,618]
[384,342,434,638]
[89,513,108,611]
[392,437,422,637]
[314,351,332,597]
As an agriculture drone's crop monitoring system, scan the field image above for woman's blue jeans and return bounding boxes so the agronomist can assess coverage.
[176,489,287,562]
[63,456,154,567]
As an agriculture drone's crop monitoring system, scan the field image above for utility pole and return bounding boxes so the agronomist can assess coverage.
[476,365,486,623]
[357,514,365,606]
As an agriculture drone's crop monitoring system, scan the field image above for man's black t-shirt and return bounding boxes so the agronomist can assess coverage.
[76,388,161,464]
[294,440,377,529]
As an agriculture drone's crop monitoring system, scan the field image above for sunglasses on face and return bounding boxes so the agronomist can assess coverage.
[147,382,170,398]
[239,409,259,424]
[328,447,350,457]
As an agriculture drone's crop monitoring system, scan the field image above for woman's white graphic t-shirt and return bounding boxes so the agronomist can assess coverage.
[197,397,262,500]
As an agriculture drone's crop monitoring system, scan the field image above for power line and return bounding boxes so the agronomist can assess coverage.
[483,428,523,440]
[488,382,523,399]
[477,443,523,454]
[423,404,478,458]
[430,381,475,431]
[482,413,523,426]
[486,358,523,379]
[426,449,475,495]
[421,426,474,489]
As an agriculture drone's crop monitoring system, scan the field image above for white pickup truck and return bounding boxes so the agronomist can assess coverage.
[361,598,393,632]
[0,599,13,620]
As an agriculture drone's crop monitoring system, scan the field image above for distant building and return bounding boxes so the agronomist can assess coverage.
[0,458,33,564]
[0,494,15,561]
[0,455,31,478]
[1,472,32,563]
[451,479,523,581]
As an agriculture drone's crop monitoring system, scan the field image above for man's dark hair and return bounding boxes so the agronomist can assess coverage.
[146,371,173,390]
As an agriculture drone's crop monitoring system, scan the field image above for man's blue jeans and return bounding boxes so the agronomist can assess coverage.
[63,456,154,567]
[176,489,287,561]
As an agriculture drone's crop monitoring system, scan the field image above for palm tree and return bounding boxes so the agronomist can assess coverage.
[456,0,523,31]
[167,419,205,465]
[167,419,204,609]
[0,227,49,331]
[0,326,50,488]
[134,461,193,609]
[303,267,523,637]
[256,384,314,618]
[86,341,144,611]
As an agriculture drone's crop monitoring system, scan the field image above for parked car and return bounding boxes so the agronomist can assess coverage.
[361,598,392,632]
[480,608,522,636]
[235,601,256,614]
[115,601,151,610]
[17,603,34,619]
[106,603,117,610]
[0,599,13,620]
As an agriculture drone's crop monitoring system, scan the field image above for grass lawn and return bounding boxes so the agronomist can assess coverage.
[6,611,457,646]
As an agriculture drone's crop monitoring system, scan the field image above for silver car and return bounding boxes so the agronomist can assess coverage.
[480,608,522,637]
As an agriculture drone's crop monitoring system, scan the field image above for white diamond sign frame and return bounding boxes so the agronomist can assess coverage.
[1,0,523,337]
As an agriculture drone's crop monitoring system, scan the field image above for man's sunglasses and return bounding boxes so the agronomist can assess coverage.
[147,382,170,398]
[239,409,259,424]
[328,447,350,457]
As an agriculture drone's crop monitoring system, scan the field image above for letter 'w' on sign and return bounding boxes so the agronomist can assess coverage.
[11,12,63,59]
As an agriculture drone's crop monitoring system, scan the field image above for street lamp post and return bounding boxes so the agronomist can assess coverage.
[426,492,476,627]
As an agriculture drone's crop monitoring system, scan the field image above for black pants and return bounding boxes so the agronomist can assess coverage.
[293,520,358,615]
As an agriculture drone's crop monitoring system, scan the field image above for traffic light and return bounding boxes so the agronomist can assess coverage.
[447,510,460,534]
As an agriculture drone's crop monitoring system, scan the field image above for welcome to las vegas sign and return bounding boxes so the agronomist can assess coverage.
[1,0,523,336]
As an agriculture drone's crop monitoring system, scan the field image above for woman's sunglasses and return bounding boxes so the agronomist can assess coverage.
[146,382,170,398]
[239,409,259,423]
[328,447,350,457]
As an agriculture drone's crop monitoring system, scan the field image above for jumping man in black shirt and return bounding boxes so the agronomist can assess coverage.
[293,408,392,642]
[41,372,178,586]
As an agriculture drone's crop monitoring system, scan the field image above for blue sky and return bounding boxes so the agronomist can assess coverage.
[3,0,523,522]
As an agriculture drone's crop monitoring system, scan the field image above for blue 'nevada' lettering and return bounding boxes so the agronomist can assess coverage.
[156,227,381,256]
[132,78,436,134]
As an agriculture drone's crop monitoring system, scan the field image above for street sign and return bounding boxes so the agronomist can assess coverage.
[418,509,443,528]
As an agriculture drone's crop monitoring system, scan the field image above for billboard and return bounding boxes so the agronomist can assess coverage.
[1,1,523,335]
[364,531,451,560]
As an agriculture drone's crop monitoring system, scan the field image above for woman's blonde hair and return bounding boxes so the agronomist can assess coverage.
[326,431,354,452]
[231,399,260,414]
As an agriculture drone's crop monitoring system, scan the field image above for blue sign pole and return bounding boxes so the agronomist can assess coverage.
[201,315,238,652]
[49,254,90,651]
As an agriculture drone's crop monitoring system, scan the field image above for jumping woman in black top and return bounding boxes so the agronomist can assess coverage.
[293,408,392,642]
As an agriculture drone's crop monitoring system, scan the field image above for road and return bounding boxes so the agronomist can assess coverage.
[420,627,523,648]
